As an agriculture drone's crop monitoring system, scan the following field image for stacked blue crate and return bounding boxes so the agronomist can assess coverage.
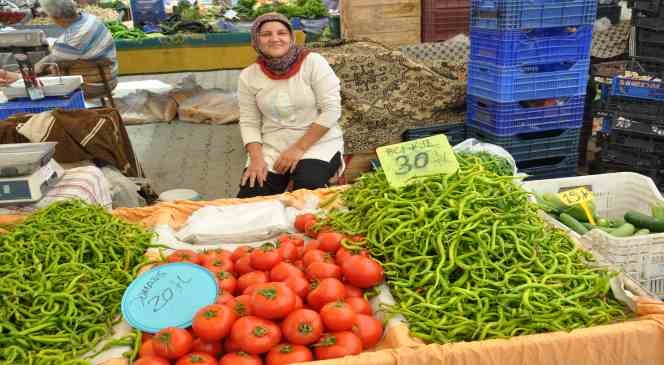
[466,0,596,179]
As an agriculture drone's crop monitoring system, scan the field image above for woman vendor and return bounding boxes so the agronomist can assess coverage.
[0,0,117,86]
[237,13,344,198]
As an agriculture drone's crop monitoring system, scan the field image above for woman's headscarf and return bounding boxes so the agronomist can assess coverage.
[250,12,309,80]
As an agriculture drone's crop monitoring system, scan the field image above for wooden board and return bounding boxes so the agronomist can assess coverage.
[341,0,421,46]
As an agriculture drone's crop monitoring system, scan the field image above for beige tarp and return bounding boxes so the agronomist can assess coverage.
[3,191,664,365]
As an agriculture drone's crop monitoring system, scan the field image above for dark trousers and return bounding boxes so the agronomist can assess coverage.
[237,152,342,198]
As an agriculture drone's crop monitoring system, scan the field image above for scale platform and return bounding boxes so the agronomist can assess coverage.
[0,158,63,205]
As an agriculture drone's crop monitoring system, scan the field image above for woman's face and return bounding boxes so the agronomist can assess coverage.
[257,21,292,58]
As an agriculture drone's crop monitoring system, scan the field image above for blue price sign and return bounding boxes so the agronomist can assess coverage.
[121,262,217,333]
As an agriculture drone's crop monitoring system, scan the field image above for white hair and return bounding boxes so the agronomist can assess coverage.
[41,0,78,19]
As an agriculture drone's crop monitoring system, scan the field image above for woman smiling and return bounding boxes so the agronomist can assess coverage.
[236,12,344,198]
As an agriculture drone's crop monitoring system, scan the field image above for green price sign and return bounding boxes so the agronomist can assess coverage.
[376,134,459,188]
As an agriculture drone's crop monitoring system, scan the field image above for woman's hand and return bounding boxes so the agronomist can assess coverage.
[0,69,19,87]
[274,145,305,174]
[242,156,268,188]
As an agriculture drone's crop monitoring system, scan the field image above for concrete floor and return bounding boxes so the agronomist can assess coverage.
[126,122,246,200]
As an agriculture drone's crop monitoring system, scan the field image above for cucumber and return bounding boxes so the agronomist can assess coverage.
[541,192,567,213]
[597,218,610,228]
[598,226,614,234]
[559,213,589,235]
[635,228,651,236]
[582,222,595,230]
[609,223,636,237]
[651,203,664,220]
[624,211,664,233]
[609,218,626,228]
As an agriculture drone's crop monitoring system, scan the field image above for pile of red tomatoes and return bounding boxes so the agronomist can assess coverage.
[135,214,385,365]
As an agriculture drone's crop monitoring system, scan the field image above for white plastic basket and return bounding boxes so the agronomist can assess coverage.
[523,172,664,298]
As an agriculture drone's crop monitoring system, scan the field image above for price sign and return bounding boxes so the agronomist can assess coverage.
[121,262,217,332]
[376,134,459,188]
[558,187,596,225]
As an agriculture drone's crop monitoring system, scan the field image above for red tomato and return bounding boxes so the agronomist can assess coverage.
[192,304,237,341]
[277,241,298,262]
[293,295,304,310]
[335,247,368,266]
[317,232,344,253]
[288,236,305,247]
[250,244,283,271]
[175,352,218,365]
[320,301,357,331]
[219,352,263,365]
[345,296,372,315]
[250,283,296,320]
[307,278,346,310]
[167,249,201,264]
[235,255,254,276]
[302,249,331,267]
[216,289,234,305]
[352,314,384,349]
[224,337,242,353]
[283,275,310,298]
[231,316,282,354]
[303,220,318,238]
[306,262,342,281]
[200,248,233,263]
[192,338,223,357]
[237,271,269,293]
[135,356,171,365]
[142,333,153,343]
[230,294,253,317]
[292,260,306,272]
[266,344,313,365]
[215,271,237,294]
[304,240,320,253]
[203,257,234,275]
[281,309,324,345]
[270,262,303,282]
[344,284,363,298]
[314,332,363,360]
[152,327,193,359]
[294,213,316,233]
[342,256,384,288]
[277,233,292,244]
[139,339,156,357]
[232,246,253,262]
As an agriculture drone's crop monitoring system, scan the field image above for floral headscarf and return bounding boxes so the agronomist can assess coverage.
[251,12,309,79]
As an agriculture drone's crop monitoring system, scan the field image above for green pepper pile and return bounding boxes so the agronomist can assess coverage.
[0,200,154,364]
[105,21,147,40]
[322,153,629,343]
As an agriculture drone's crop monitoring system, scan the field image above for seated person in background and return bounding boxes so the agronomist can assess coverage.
[236,12,344,198]
[0,0,117,87]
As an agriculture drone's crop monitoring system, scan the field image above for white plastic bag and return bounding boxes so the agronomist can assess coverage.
[453,138,519,175]
[176,201,290,244]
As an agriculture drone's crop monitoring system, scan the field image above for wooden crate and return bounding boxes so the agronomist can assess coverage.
[341,0,421,46]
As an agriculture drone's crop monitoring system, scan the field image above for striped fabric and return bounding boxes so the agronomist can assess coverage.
[40,13,118,78]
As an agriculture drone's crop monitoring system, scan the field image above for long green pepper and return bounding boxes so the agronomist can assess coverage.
[322,152,629,343]
[0,200,154,364]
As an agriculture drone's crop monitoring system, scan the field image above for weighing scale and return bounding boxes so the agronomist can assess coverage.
[0,142,64,205]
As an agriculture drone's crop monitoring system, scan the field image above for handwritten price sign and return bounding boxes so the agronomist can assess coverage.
[558,187,596,225]
[121,263,218,332]
[376,135,459,188]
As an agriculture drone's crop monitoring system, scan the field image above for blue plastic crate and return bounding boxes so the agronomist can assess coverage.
[610,76,664,101]
[519,154,579,179]
[470,0,597,30]
[0,90,86,120]
[468,59,590,102]
[467,95,584,136]
[468,126,580,161]
[469,25,592,66]
[401,123,467,145]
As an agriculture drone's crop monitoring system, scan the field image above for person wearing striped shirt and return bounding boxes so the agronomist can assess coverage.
[0,0,117,87]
